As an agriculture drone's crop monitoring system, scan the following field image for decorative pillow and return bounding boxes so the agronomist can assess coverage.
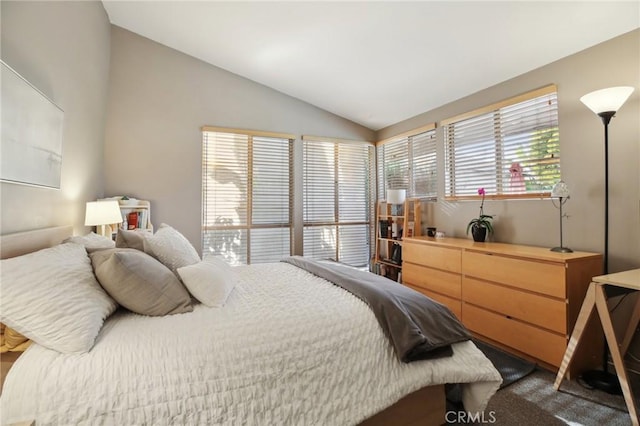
[115,228,149,252]
[177,257,237,307]
[64,232,115,253]
[90,248,193,316]
[143,224,200,274]
[0,243,118,354]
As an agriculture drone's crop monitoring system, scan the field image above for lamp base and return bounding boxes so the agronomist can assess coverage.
[580,369,622,395]
[550,246,573,253]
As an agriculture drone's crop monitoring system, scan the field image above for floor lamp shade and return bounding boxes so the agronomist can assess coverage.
[580,86,634,116]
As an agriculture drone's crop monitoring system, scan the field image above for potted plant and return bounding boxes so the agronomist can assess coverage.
[466,188,493,242]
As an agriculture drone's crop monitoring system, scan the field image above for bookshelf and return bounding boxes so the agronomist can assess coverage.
[374,198,421,282]
[98,197,153,238]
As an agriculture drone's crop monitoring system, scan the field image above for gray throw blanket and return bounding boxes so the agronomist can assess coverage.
[282,256,471,362]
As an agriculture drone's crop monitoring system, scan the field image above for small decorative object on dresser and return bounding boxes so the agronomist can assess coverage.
[549,180,572,253]
[466,188,493,242]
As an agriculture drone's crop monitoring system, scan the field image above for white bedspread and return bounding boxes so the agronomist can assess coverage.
[1,263,501,425]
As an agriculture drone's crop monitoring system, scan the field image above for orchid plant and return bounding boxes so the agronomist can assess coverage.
[466,188,494,235]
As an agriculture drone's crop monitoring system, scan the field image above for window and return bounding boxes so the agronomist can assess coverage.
[376,124,437,201]
[202,127,293,265]
[443,85,560,199]
[302,136,375,267]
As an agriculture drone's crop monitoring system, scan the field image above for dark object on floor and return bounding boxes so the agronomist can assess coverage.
[580,369,622,395]
[446,339,537,420]
[474,339,537,389]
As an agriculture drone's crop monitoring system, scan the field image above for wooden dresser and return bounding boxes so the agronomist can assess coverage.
[403,236,603,377]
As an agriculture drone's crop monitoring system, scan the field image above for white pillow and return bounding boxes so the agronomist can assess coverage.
[177,258,237,307]
[64,232,115,253]
[144,224,200,274]
[0,243,118,353]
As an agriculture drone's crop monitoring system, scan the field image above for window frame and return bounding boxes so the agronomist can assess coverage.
[376,123,438,202]
[442,85,560,201]
[302,135,376,267]
[201,126,295,264]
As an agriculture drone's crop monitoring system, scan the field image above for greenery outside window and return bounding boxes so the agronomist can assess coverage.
[443,85,560,200]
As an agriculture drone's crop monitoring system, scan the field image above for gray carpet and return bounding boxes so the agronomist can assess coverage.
[486,369,636,425]
[448,341,638,425]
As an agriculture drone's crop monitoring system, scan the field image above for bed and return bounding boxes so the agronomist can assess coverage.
[0,225,501,425]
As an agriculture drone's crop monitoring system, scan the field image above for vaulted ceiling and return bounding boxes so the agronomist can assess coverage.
[102,1,639,131]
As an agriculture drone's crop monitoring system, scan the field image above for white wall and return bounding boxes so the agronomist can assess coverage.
[104,26,375,254]
[0,0,111,235]
[377,29,640,273]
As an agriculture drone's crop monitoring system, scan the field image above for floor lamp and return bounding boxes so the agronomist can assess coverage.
[579,85,634,394]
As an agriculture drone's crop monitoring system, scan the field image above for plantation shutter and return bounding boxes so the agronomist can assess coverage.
[377,125,437,200]
[443,85,560,199]
[303,136,375,267]
[410,130,438,198]
[202,127,293,264]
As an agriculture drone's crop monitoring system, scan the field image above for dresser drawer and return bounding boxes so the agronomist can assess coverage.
[403,263,461,299]
[406,284,462,319]
[463,303,566,367]
[462,277,567,334]
[403,242,461,273]
[462,251,566,298]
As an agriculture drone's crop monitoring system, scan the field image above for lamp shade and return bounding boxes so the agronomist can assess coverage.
[386,189,406,205]
[580,86,634,115]
[85,200,123,226]
[551,181,570,198]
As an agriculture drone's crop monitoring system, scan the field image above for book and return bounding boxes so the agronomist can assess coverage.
[406,221,414,238]
[379,220,390,238]
[128,211,138,230]
[391,244,402,264]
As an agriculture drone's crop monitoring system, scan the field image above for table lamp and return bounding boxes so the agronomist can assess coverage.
[85,200,123,237]
[386,189,406,238]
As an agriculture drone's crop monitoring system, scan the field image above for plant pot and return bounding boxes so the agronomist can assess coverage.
[471,226,487,242]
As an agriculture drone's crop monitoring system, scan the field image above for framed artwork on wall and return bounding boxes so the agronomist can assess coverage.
[1,60,64,189]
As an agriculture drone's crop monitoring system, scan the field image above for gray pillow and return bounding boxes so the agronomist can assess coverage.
[115,228,149,252]
[90,248,193,316]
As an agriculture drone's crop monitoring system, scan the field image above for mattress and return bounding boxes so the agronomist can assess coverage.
[1,262,501,425]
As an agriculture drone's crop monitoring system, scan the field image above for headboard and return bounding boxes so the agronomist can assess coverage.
[0,225,73,259]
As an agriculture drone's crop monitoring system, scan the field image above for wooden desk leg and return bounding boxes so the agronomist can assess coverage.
[594,284,639,426]
[554,283,597,390]
[621,293,640,355]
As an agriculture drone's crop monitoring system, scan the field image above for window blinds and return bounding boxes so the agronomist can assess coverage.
[376,127,437,201]
[303,136,375,267]
[202,129,293,264]
[443,85,560,199]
